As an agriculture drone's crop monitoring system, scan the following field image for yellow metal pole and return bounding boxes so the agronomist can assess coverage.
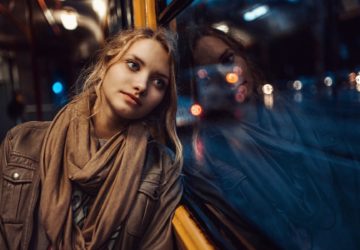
[145,0,157,30]
[172,206,215,250]
[133,0,146,28]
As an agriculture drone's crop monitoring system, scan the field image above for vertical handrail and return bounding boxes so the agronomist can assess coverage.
[133,0,146,28]
[172,205,215,250]
[145,0,157,30]
[133,0,157,29]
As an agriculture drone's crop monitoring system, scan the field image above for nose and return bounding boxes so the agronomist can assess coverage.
[133,74,148,96]
[206,66,224,86]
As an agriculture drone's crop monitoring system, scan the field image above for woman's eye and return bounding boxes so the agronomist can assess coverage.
[152,79,167,89]
[221,53,235,65]
[126,60,140,71]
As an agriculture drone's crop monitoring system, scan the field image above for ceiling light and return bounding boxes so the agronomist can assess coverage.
[213,23,229,33]
[60,9,78,30]
[243,5,269,22]
[92,0,107,19]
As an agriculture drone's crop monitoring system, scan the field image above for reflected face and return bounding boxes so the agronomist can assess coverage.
[193,35,253,103]
[99,38,170,120]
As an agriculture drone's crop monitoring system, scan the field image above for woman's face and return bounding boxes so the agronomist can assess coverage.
[99,38,170,120]
[193,35,253,103]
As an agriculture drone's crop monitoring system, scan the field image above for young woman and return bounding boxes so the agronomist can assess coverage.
[0,28,183,250]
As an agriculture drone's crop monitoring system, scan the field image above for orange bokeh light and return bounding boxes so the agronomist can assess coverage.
[225,73,238,84]
[190,104,203,116]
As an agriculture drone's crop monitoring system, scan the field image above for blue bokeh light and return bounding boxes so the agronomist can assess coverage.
[52,81,64,94]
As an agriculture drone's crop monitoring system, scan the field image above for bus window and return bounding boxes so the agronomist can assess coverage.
[173,1,360,250]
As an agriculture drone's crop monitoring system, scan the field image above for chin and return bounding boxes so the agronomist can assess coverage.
[116,111,145,121]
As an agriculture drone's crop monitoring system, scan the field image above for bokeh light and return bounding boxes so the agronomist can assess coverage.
[92,0,107,19]
[293,80,303,91]
[356,83,360,92]
[226,72,239,84]
[197,69,208,79]
[190,104,203,116]
[213,23,229,33]
[324,76,333,87]
[52,81,64,94]
[262,84,274,95]
[356,74,360,85]
[60,9,78,30]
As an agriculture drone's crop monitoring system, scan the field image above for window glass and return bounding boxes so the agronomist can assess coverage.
[175,1,360,249]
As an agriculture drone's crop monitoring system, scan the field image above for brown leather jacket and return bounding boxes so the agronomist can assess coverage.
[0,121,182,250]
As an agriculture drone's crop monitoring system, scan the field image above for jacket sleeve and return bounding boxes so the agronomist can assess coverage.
[140,151,183,250]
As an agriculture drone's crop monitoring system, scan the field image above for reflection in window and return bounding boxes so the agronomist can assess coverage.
[175,1,360,250]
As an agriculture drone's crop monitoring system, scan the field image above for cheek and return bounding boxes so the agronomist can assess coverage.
[235,58,254,85]
[147,90,166,109]
[102,65,126,89]
[235,58,248,73]
[101,75,113,95]
[154,92,166,106]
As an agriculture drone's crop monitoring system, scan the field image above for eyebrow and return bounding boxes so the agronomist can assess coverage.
[132,55,145,66]
[131,54,170,80]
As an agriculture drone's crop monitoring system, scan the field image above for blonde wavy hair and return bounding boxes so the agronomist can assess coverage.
[77,28,182,167]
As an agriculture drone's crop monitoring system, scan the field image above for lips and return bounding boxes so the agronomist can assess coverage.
[120,91,142,106]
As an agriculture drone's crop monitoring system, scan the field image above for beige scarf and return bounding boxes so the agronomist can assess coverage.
[39,93,148,249]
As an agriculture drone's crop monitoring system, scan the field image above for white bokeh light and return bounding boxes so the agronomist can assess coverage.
[324,76,333,87]
[262,84,274,95]
[356,74,360,85]
[356,83,360,92]
[244,5,269,22]
[92,0,107,19]
[60,10,78,30]
[213,23,229,33]
[293,80,303,91]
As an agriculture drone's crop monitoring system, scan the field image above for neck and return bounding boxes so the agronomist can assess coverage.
[92,99,129,139]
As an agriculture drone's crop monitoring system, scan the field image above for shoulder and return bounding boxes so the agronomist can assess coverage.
[145,140,181,180]
[147,140,175,161]
[4,121,50,161]
[7,121,50,138]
